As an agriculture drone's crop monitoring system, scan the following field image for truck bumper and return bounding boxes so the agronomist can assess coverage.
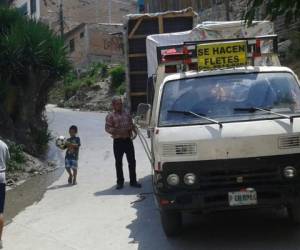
[155,184,300,213]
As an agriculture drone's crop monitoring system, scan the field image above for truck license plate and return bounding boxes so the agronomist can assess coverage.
[228,190,257,206]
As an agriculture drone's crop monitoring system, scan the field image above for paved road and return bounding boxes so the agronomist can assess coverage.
[4,106,300,250]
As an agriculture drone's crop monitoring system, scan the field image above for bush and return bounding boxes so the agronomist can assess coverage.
[6,141,25,172]
[62,62,108,100]
[116,83,126,95]
[109,65,125,89]
[31,126,52,153]
[64,80,82,99]
[287,32,300,60]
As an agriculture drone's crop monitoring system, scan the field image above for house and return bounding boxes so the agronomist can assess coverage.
[12,0,138,68]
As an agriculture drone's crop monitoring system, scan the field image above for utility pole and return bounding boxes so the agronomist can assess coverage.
[59,0,64,38]
[108,0,112,23]
[224,0,230,21]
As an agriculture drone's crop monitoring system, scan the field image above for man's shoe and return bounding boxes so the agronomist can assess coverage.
[130,182,142,188]
[116,184,124,190]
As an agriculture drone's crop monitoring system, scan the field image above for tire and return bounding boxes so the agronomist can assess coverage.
[160,210,182,237]
[288,202,300,224]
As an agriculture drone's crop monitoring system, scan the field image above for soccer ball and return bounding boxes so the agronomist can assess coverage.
[55,136,66,149]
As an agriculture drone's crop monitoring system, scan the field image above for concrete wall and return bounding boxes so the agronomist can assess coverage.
[87,23,123,64]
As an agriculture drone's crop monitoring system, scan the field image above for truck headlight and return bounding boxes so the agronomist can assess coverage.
[167,174,180,186]
[184,173,196,185]
[283,166,296,178]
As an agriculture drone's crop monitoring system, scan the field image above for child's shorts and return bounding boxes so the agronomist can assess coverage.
[65,159,78,169]
[0,183,6,214]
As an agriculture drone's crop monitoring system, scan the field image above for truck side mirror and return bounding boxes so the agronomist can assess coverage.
[135,103,151,129]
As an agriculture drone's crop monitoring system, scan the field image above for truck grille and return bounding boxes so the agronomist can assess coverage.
[197,166,280,189]
[162,143,197,157]
[162,154,300,190]
[278,135,300,149]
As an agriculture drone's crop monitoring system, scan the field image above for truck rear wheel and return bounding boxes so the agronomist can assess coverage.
[288,202,300,224]
[160,210,182,237]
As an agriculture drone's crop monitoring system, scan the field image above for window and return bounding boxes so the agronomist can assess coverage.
[69,39,75,52]
[80,32,85,38]
[18,3,28,15]
[159,73,300,127]
[30,0,36,15]
[213,0,223,4]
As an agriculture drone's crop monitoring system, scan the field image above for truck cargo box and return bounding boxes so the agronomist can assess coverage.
[146,21,276,78]
[124,8,197,111]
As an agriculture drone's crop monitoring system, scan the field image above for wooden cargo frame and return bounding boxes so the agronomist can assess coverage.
[124,7,197,112]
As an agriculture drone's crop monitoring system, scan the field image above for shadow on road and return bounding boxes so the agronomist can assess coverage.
[124,175,300,250]
[47,183,75,190]
[94,176,152,197]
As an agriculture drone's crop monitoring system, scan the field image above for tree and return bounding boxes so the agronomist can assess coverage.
[0,0,14,6]
[245,0,300,24]
[0,8,70,155]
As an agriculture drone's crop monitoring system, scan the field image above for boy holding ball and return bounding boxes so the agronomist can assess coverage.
[64,125,81,185]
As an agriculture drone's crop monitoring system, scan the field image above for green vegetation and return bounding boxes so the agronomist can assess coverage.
[245,0,300,24]
[63,62,108,99]
[59,63,125,100]
[287,32,300,59]
[109,65,125,90]
[116,83,126,95]
[0,7,70,155]
[6,141,25,172]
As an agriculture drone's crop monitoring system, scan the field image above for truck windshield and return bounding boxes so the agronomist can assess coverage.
[159,72,300,126]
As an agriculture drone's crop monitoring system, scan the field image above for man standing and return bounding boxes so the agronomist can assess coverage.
[0,139,10,249]
[105,96,141,190]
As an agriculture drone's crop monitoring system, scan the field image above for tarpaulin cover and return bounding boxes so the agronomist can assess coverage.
[146,21,276,77]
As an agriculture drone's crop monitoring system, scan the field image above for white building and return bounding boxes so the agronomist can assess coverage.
[13,0,41,19]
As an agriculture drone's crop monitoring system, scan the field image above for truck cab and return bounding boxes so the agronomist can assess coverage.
[135,35,300,237]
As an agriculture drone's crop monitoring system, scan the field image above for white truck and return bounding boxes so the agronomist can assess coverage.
[135,21,300,237]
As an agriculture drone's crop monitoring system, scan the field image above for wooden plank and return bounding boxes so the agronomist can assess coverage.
[128,11,196,21]
[130,71,147,75]
[128,18,143,39]
[130,92,147,97]
[128,53,147,58]
[158,15,164,33]
[128,35,147,39]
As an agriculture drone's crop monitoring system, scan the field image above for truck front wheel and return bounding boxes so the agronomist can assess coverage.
[160,210,182,237]
[288,202,300,224]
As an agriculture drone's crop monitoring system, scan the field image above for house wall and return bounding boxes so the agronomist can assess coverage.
[65,25,89,67]
[87,24,123,64]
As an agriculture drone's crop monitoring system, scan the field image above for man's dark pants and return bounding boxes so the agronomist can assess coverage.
[0,183,5,214]
[113,138,137,185]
